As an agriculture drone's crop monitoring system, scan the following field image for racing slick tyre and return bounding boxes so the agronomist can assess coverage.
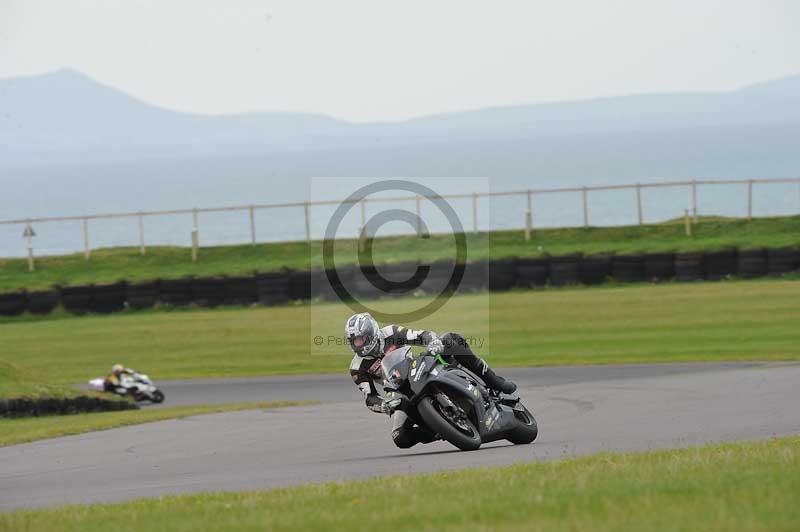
[418,395,482,451]
[151,390,165,403]
[507,404,538,444]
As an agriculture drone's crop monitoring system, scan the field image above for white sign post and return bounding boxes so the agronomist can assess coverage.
[23,224,36,272]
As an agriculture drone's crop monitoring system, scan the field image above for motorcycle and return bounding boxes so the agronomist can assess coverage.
[88,372,165,403]
[381,346,537,451]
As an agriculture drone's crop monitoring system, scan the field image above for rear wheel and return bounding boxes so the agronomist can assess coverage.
[507,404,538,444]
[418,395,481,451]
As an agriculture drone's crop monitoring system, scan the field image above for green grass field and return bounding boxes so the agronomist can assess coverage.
[0,358,110,400]
[2,436,797,531]
[1,215,798,291]
[0,401,312,447]
[1,279,798,385]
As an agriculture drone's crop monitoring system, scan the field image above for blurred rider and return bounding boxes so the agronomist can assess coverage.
[345,312,517,448]
[104,363,135,394]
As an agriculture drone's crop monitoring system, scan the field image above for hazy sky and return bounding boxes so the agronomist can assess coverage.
[1,0,798,121]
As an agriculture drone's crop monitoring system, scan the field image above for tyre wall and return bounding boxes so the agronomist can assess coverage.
[0,396,138,418]
[2,246,798,316]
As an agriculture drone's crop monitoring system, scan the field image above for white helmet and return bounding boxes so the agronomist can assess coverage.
[345,313,380,358]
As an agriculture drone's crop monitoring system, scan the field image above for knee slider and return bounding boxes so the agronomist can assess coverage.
[391,429,416,449]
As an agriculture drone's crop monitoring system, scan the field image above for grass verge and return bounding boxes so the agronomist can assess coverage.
[0,358,102,400]
[0,400,313,447]
[2,436,798,531]
[0,215,798,291]
[0,279,798,384]
[0,281,800,384]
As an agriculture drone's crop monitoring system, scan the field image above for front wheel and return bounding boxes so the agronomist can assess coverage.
[150,390,165,403]
[507,404,538,444]
[418,395,481,451]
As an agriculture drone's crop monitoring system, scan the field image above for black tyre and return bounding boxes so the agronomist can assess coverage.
[256,272,291,306]
[675,252,705,282]
[767,247,800,275]
[151,390,165,403]
[489,259,519,292]
[643,253,675,282]
[704,249,737,280]
[418,395,482,451]
[0,292,28,316]
[459,261,489,293]
[27,290,59,315]
[612,254,646,283]
[288,270,312,301]
[516,258,549,288]
[549,255,581,286]
[61,286,92,315]
[159,279,193,306]
[127,281,159,310]
[580,255,612,285]
[507,404,538,444]
[738,248,767,279]
[90,282,127,314]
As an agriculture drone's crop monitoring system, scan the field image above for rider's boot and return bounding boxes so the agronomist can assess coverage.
[481,367,518,395]
[459,354,517,394]
[440,332,518,394]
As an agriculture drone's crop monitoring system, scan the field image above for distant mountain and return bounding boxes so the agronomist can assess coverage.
[2,68,800,167]
[0,69,353,165]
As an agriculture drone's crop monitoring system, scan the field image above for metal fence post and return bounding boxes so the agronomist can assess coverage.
[684,209,692,237]
[191,208,199,262]
[303,202,311,243]
[249,205,257,245]
[524,190,533,241]
[359,198,366,241]
[636,183,643,225]
[24,221,35,272]
[359,225,366,253]
[691,178,698,222]
[747,180,754,220]
[138,212,146,255]
[27,241,34,271]
[415,194,422,237]
[582,187,589,227]
[472,192,478,235]
[82,218,90,259]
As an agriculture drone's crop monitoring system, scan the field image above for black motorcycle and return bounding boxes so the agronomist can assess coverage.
[381,346,538,451]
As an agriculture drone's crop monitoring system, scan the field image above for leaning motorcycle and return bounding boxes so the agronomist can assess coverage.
[88,372,166,403]
[381,347,537,451]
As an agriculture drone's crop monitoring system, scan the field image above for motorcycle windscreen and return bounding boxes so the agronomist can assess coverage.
[380,348,412,388]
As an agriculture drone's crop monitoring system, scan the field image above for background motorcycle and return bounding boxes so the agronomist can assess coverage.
[88,372,165,403]
[381,347,537,451]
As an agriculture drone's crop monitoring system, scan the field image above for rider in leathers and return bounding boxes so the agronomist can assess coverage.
[104,364,136,395]
[346,312,517,448]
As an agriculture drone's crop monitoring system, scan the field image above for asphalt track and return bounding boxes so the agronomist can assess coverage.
[1,362,799,510]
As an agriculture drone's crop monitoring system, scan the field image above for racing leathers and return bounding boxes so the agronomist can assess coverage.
[104,367,136,395]
[349,325,516,448]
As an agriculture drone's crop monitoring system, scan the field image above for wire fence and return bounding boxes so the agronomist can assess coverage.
[2,177,799,262]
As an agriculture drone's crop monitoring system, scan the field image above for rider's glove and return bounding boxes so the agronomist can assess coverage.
[427,336,444,355]
[366,395,384,413]
[380,396,405,415]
